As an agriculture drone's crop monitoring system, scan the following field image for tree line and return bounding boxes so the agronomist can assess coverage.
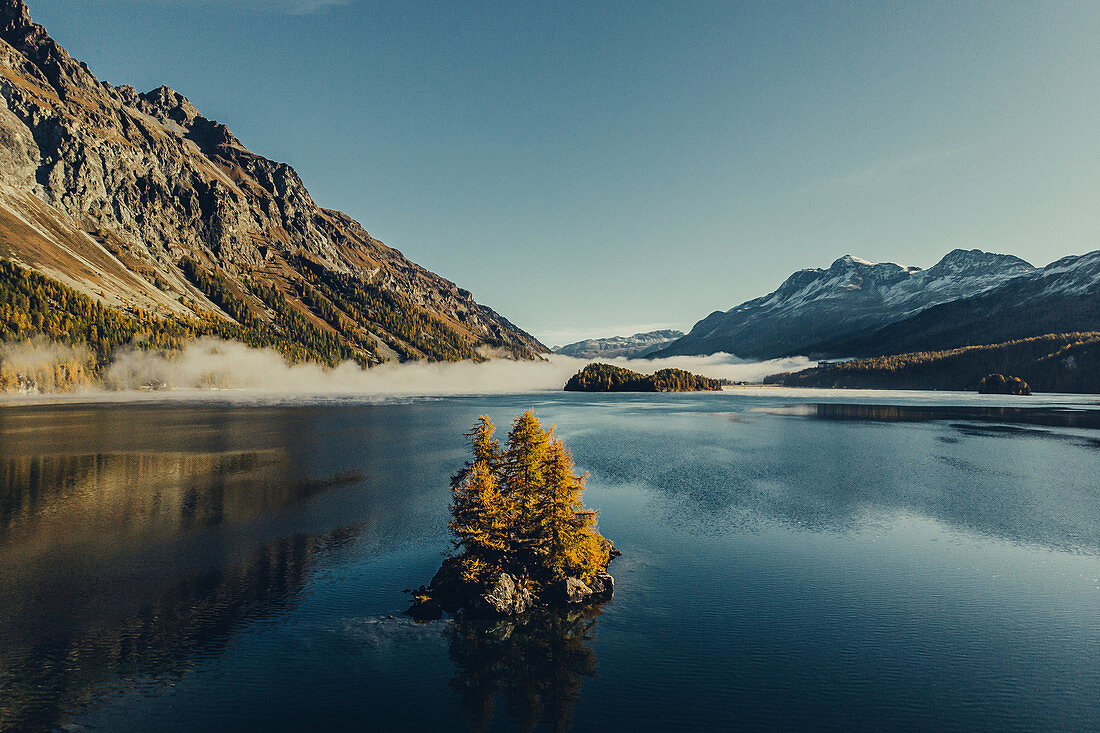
[764,332,1100,393]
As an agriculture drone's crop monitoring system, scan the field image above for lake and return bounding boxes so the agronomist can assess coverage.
[1,389,1098,731]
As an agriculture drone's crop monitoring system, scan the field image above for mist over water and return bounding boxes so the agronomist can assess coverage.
[35,338,815,398]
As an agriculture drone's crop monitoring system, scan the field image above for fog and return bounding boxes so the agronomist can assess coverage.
[85,338,813,397]
[0,338,90,371]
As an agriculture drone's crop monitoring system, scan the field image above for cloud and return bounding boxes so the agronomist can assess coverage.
[148,0,353,15]
[88,338,811,399]
[799,139,994,194]
[273,0,351,14]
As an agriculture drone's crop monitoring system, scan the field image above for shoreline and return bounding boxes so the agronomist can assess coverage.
[1,386,1097,410]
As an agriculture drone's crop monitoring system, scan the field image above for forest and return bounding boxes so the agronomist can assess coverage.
[564,362,723,392]
[764,332,1100,393]
[0,254,529,391]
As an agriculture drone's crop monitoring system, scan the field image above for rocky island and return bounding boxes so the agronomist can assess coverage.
[564,362,723,392]
[406,412,617,619]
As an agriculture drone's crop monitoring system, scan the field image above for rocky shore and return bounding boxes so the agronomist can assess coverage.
[406,548,620,620]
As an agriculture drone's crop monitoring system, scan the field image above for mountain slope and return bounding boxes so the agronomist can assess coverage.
[805,250,1100,358]
[554,330,684,359]
[654,249,1034,359]
[764,332,1100,394]
[0,0,545,364]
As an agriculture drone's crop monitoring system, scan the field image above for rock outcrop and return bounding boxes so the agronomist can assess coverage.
[0,0,545,361]
[406,554,616,620]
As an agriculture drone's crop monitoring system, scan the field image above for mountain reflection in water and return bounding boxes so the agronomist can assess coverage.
[0,395,1097,732]
[0,404,407,731]
[763,402,1100,431]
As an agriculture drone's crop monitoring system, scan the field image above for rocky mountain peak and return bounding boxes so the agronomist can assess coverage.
[0,0,31,32]
[928,248,1033,276]
[0,0,98,98]
[0,0,546,362]
[831,254,874,268]
[654,248,1039,360]
[139,85,203,126]
[0,0,48,55]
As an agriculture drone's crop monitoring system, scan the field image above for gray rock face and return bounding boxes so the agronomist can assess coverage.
[406,555,617,619]
[559,577,593,604]
[0,0,545,358]
[552,572,615,604]
[587,571,614,599]
[477,573,534,616]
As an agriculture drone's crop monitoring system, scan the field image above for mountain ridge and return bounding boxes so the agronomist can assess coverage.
[554,329,685,359]
[804,249,1100,358]
[0,0,545,365]
[654,248,1035,359]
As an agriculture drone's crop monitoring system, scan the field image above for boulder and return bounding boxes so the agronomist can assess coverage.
[476,572,533,616]
[558,577,594,604]
[587,571,615,599]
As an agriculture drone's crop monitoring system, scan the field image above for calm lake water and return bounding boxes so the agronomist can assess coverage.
[1,389,1099,731]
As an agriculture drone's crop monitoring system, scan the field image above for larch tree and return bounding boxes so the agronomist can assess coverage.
[502,410,552,557]
[448,411,611,585]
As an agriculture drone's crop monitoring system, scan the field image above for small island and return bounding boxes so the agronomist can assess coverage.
[406,411,617,619]
[977,373,1031,395]
[564,362,723,392]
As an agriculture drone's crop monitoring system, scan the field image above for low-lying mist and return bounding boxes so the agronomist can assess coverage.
[6,337,814,400]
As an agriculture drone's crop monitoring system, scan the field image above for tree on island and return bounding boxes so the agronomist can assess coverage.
[408,411,616,618]
[977,373,1031,395]
[563,362,722,392]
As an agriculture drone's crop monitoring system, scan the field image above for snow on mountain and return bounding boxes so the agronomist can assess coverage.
[654,249,1036,359]
[554,330,686,359]
[807,249,1100,358]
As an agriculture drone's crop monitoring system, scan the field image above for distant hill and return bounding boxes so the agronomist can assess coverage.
[763,332,1100,394]
[653,249,1035,359]
[554,330,684,359]
[0,0,544,367]
[564,363,722,392]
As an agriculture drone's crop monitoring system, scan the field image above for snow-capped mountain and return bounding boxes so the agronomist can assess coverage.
[654,249,1036,359]
[554,330,685,359]
[811,249,1100,357]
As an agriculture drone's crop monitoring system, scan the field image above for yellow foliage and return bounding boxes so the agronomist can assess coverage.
[449,411,610,582]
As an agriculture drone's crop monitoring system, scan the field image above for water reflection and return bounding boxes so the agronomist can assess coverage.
[574,401,1100,554]
[0,527,353,730]
[448,605,603,733]
[0,406,377,731]
[802,402,1100,431]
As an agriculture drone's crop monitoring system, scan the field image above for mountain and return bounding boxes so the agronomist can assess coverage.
[554,329,685,359]
[0,0,545,366]
[805,249,1100,358]
[764,332,1100,394]
[653,249,1035,359]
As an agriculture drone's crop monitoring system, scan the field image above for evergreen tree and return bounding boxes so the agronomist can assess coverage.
[502,411,552,558]
[447,411,610,585]
[540,438,606,582]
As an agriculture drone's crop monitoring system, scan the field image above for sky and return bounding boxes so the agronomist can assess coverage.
[31,1,1100,346]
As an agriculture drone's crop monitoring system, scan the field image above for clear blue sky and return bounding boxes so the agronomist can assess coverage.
[33,1,1100,345]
